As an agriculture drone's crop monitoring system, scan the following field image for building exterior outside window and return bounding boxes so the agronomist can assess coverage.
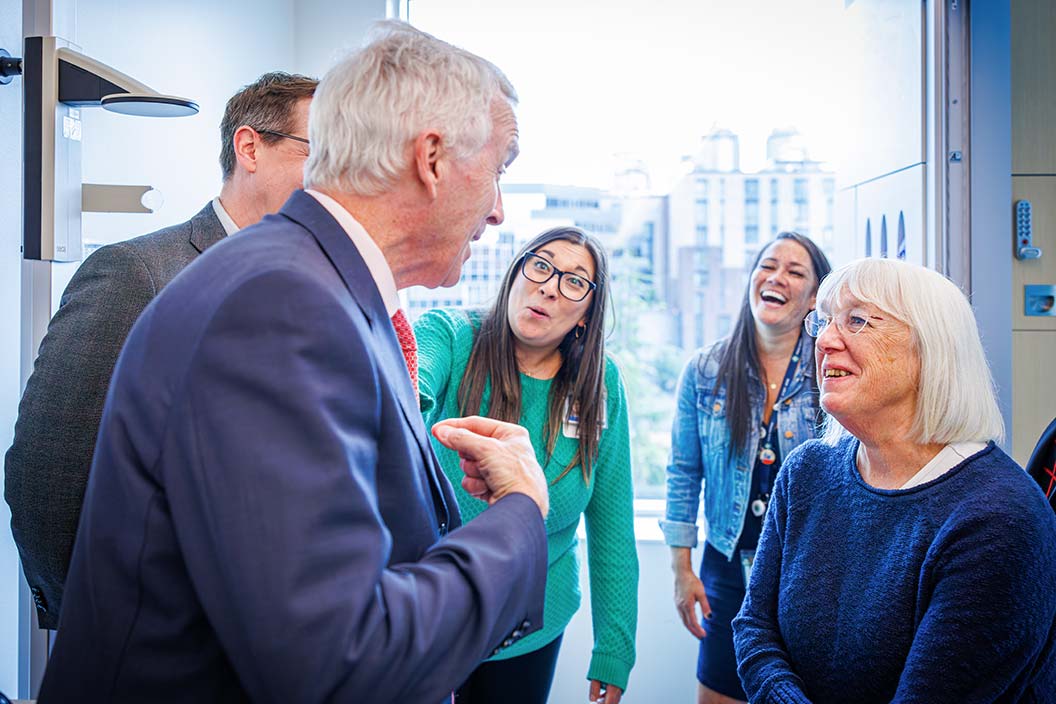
[403,127,836,498]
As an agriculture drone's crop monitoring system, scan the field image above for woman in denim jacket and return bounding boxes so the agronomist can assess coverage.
[661,232,830,704]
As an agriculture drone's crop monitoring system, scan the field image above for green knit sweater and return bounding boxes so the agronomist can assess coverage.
[414,308,639,690]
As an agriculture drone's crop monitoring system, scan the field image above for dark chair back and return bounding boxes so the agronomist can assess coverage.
[1026,417,1056,514]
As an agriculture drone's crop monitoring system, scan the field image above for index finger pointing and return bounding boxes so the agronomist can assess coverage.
[433,415,516,439]
[431,423,494,460]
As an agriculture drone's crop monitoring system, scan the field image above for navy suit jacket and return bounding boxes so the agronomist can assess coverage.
[40,191,547,704]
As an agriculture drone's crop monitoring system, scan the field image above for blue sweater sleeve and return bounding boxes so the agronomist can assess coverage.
[733,450,813,704]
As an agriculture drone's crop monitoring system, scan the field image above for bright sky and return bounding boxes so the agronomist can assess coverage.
[409,0,852,191]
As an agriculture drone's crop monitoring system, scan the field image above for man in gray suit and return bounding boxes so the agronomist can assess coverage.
[4,70,318,629]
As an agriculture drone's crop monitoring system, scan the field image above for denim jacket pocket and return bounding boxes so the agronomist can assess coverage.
[696,387,730,462]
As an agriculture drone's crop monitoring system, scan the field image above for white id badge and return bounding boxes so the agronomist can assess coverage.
[561,391,608,439]
[739,549,756,588]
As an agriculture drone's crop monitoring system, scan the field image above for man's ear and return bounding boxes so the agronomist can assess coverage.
[413,131,443,200]
[232,125,260,175]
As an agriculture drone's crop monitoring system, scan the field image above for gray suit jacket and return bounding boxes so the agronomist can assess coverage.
[4,202,227,628]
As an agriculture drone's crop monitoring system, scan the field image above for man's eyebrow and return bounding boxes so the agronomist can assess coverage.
[505,140,520,167]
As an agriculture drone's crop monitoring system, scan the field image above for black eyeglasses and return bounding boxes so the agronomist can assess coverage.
[258,129,310,149]
[519,252,597,302]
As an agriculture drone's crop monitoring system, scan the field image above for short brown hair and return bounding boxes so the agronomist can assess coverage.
[219,71,318,181]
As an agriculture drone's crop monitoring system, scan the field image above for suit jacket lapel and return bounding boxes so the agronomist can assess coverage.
[278,191,453,532]
[188,202,228,253]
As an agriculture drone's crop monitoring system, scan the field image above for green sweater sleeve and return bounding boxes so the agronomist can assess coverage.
[412,308,460,426]
[582,358,639,691]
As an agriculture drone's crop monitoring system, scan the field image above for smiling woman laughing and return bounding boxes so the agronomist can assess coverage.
[661,231,831,704]
[733,258,1056,703]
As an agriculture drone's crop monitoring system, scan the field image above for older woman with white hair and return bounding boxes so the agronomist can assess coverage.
[732,258,1056,703]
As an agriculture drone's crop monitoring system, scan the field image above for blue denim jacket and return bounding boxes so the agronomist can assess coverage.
[661,335,821,559]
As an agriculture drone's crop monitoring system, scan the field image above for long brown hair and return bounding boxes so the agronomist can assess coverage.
[715,231,831,453]
[458,226,610,484]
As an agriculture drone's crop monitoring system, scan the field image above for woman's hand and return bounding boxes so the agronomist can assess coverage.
[588,680,622,703]
[671,546,710,638]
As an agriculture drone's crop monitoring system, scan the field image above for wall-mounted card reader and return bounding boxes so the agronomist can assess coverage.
[1025,285,1056,317]
[1015,200,1042,260]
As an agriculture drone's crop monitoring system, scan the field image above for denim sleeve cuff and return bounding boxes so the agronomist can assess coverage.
[659,520,698,547]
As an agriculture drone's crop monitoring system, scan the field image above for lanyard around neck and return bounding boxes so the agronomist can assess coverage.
[756,331,804,468]
[750,333,804,519]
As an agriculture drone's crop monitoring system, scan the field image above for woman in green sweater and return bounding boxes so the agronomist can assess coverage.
[415,226,638,704]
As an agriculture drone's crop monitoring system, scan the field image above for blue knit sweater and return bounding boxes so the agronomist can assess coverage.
[733,436,1056,703]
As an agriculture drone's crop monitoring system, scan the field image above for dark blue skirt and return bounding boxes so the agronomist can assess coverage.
[697,541,750,699]
[696,452,774,699]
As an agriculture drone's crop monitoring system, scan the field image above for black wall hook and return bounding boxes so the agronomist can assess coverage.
[1,48,23,85]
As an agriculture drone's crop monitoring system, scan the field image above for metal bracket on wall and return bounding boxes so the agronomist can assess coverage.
[82,184,157,214]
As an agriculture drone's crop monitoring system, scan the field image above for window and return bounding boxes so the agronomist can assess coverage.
[745,178,759,200]
[824,177,835,229]
[794,178,809,225]
[695,198,709,242]
[716,314,732,338]
[408,0,844,502]
[745,179,759,243]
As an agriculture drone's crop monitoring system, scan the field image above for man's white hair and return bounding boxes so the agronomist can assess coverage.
[304,20,517,196]
[818,258,1005,445]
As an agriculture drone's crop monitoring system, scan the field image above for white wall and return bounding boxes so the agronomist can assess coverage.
[74,0,398,245]
[551,538,701,703]
[293,0,391,78]
[970,0,1013,446]
[77,0,297,247]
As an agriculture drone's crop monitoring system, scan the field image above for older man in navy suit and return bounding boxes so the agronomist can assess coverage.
[41,21,549,704]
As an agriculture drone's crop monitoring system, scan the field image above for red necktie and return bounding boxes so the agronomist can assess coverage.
[390,309,418,393]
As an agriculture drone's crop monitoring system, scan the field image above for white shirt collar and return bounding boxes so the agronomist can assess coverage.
[899,441,988,489]
[305,189,401,317]
[210,197,240,236]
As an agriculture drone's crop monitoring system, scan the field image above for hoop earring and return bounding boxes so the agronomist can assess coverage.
[575,325,584,340]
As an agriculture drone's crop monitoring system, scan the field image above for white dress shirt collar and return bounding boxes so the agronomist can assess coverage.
[210,197,240,236]
[899,441,989,489]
